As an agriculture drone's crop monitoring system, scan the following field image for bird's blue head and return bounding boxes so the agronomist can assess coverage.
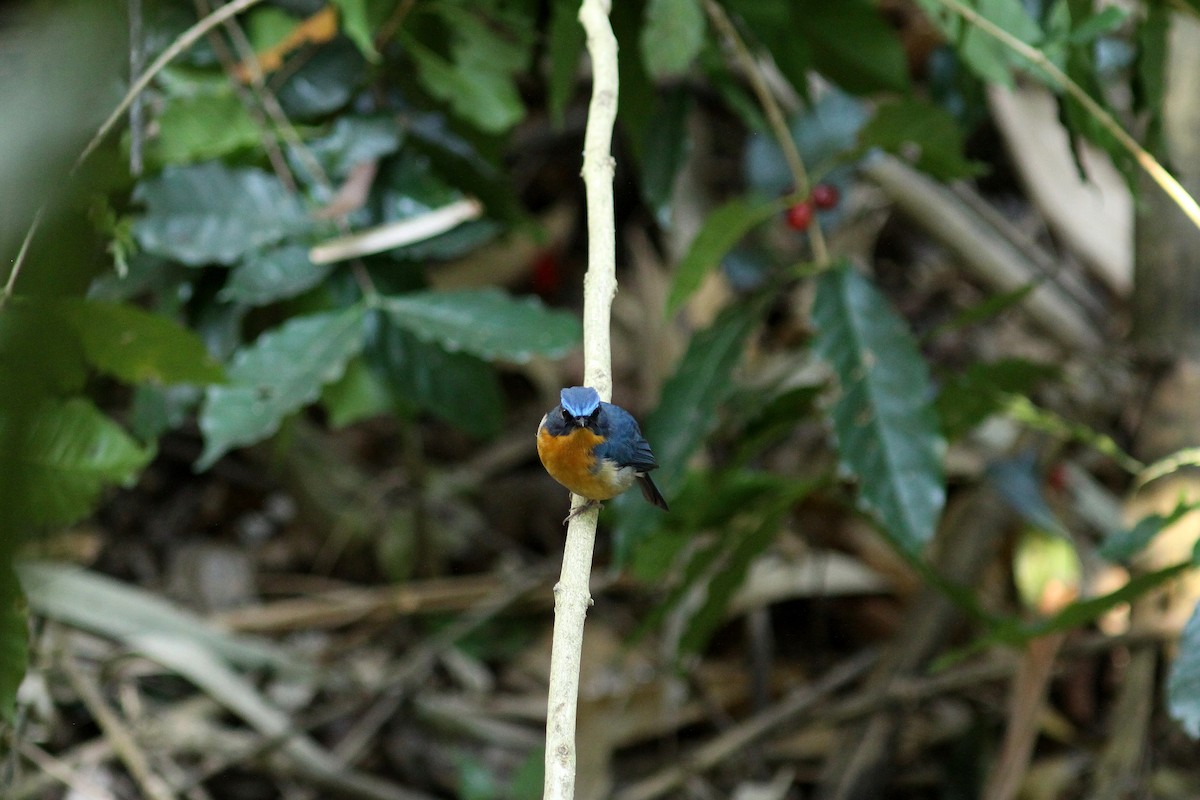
[561,386,600,417]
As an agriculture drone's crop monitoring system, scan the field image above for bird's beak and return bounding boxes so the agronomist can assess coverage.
[573,416,588,428]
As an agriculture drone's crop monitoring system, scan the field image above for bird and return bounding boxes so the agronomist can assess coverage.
[537,386,669,524]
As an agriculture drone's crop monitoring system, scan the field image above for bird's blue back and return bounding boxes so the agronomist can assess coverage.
[593,402,658,472]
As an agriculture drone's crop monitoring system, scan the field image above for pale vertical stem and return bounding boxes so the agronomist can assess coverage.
[542,1,619,798]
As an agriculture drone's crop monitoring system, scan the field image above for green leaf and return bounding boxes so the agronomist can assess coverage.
[667,197,781,312]
[639,87,692,227]
[275,38,366,120]
[321,356,392,428]
[722,1,811,98]
[917,0,1042,87]
[53,299,225,385]
[1169,601,1200,738]
[1100,500,1200,563]
[794,0,910,94]
[366,313,504,438]
[133,163,310,266]
[332,0,381,61]
[220,244,334,306]
[547,0,585,126]
[403,6,532,134]
[936,358,1057,441]
[302,114,402,181]
[378,288,580,362]
[641,0,706,79]
[1,398,155,526]
[152,91,260,165]
[1013,527,1080,612]
[197,306,366,469]
[858,98,986,180]
[0,575,27,721]
[613,301,763,562]
[813,263,946,555]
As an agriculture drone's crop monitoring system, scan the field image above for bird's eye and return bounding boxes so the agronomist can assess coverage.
[560,408,572,422]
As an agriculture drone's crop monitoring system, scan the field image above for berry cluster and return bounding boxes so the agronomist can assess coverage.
[784,183,839,231]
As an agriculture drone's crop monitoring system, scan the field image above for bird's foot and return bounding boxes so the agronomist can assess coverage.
[562,499,602,526]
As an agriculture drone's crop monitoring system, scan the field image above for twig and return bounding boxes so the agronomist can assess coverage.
[704,0,829,266]
[61,650,180,800]
[543,1,619,798]
[76,0,267,169]
[15,740,118,800]
[934,0,1200,233]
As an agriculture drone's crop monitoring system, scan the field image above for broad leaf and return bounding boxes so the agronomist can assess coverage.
[53,299,225,385]
[379,288,580,362]
[813,263,946,555]
[366,313,504,438]
[1,398,155,526]
[641,0,706,79]
[1169,601,1200,738]
[197,306,366,468]
[302,113,402,181]
[937,358,1057,441]
[917,0,1043,87]
[613,301,763,562]
[133,163,310,266]
[858,98,985,180]
[794,0,910,94]
[667,197,781,312]
[320,356,392,428]
[221,244,334,305]
[153,91,260,165]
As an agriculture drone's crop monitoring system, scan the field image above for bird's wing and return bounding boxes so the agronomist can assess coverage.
[596,404,659,472]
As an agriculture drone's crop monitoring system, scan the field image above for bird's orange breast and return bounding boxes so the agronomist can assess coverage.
[537,426,625,501]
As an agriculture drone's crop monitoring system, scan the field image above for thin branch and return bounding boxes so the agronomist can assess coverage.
[76,0,268,169]
[542,0,619,798]
[704,0,829,266]
[934,0,1200,232]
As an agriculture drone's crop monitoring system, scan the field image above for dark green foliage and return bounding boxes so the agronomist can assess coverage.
[813,263,946,556]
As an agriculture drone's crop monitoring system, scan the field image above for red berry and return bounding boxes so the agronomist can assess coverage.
[811,183,840,210]
[785,202,814,231]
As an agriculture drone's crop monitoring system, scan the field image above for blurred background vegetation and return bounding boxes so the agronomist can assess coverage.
[5,0,1200,798]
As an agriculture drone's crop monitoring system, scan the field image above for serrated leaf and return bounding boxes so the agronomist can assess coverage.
[547,0,585,126]
[378,288,580,362]
[133,163,310,266]
[366,313,503,438]
[641,0,706,79]
[197,306,366,469]
[1,398,155,526]
[858,98,986,180]
[153,91,260,164]
[403,7,531,134]
[0,576,27,721]
[221,244,334,305]
[794,0,910,94]
[667,197,781,312]
[53,299,225,385]
[813,263,946,555]
[1169,601,1200,738]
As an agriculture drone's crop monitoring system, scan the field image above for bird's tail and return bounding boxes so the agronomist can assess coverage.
[637,474,670,511]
